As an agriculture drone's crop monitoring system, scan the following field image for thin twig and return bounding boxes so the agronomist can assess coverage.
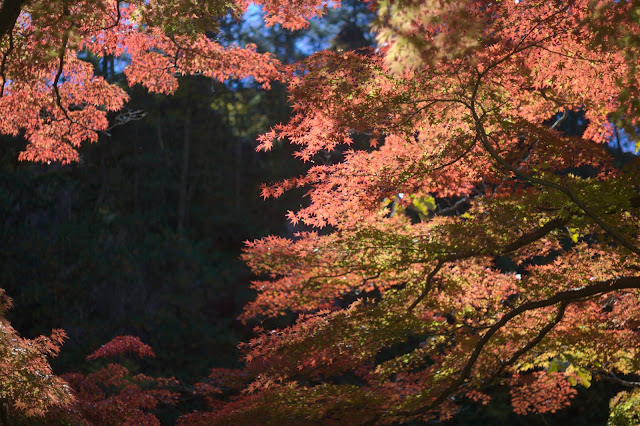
[407,260,444,312]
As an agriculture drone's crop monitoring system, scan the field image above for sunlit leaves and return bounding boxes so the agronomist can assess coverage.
[235,0,640,423]
[0,0,324,163]
[609,388,640,426]
[4,0,640,422]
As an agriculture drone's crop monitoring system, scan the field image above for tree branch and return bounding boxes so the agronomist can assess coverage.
[407,260,443,312]
[462,5,640,257]
[0,29,14,97]
[0,0,26,42]
[595,372,640,388]
[501,217,568,254]
[398,275,640,417]
[475,118,640,256]
[438,215,569,262]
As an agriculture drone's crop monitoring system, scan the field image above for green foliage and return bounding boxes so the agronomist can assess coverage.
[608,388,640,426]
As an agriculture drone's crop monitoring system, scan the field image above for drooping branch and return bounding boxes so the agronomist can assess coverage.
[398,275,640,417]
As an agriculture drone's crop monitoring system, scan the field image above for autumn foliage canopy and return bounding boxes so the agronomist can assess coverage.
[3,0,640,424]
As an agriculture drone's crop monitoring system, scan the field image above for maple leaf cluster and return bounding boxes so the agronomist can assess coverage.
[232,0,640,423]
[0,0,335,164]
[0,289,72,417]
[86,335,155,361]
[43,336,179,426]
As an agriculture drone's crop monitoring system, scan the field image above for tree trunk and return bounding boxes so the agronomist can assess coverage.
[95,136,108,211]
[0,397,9,426]
[0,0,26,42]
[177,100,192,236]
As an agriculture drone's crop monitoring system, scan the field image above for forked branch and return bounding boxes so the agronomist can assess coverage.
[397,275,640,417]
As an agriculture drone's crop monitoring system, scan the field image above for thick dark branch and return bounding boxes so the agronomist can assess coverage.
[0,0,26,42]
[435,196,469,216]
[103,0,121,31]
[0,29,14,97]
[52,2,71,115]
[404,217,568,315]
[596,372,640,388]
[52,33,69,110]
[400,275,640,417]
[501,216,568,254]
[51,25,87,138]
[439,215,569,262]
